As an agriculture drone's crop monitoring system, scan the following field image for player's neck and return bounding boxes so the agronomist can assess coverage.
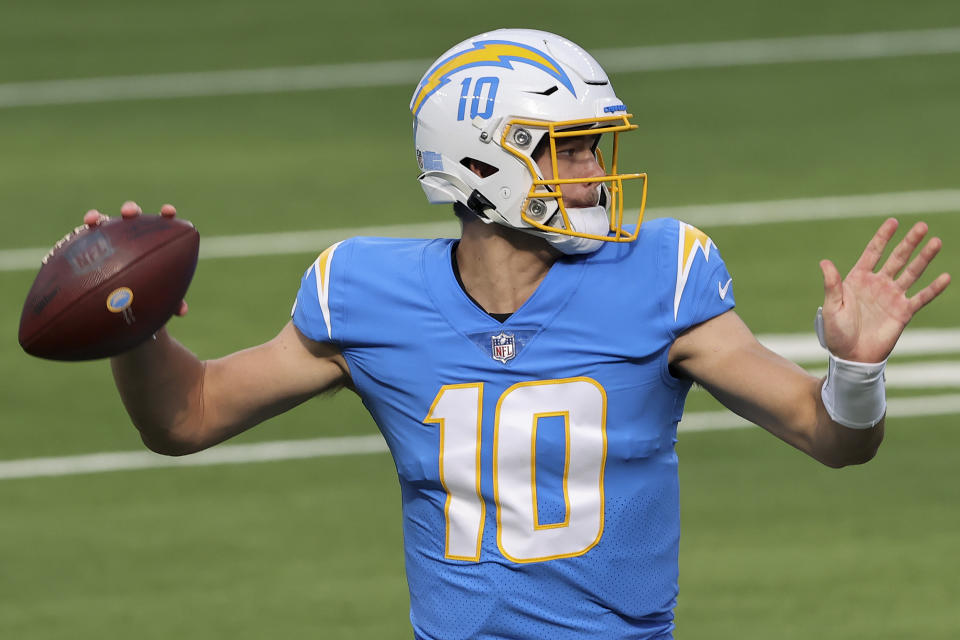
[455,217,559,315]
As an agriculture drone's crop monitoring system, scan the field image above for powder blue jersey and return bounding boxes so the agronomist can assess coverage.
[291,218,734,640]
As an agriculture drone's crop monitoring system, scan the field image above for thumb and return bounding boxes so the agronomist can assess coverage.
[820,259,843,311]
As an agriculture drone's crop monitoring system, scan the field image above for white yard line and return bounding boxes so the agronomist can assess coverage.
[883,362,960,388]
[647,189,960,227]
[1,28,959,108]
[676,393,960,433]
[0,436,389,480]
[685,359,960,393]
[2,393,958,480]
[755,361,960,388]
[4,189,959,272]
[760,329,960,364]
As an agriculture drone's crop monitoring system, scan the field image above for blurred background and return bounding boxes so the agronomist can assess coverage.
[1,1,958,637]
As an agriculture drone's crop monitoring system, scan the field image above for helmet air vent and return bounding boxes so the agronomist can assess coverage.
[525,85,559,96]
[460,158,499,178]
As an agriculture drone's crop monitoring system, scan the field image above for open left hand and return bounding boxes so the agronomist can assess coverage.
[819,218,951,362]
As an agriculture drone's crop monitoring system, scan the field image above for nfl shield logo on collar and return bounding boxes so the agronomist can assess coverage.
[491,332,516,364]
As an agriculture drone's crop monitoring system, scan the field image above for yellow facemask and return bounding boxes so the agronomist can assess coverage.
[501,113,648,243]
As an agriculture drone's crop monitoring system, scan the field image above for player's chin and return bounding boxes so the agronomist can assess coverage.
[565,196,602,209]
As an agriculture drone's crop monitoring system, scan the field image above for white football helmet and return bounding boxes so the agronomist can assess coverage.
[411,28,647,254]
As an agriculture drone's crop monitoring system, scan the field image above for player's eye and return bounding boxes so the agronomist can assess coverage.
[556,135,600,159]
[555,142,582,157]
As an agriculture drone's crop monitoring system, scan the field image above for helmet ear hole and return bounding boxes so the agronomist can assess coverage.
[461,158,499,178]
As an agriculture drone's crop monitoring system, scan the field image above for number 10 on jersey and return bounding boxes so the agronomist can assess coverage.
[424,378,607,563]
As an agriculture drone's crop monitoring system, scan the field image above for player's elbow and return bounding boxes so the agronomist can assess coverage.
[137,426,207,457]
[819,450,873,469]
[837,443,881,468]
[817,436,883,469]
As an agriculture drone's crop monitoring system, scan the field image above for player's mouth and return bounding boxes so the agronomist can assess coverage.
[565,185,602,208]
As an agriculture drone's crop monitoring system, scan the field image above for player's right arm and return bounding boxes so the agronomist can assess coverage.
[111,321,349,456]
[92,202,350,456]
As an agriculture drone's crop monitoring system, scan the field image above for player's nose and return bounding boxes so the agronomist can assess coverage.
[577,153,605,188]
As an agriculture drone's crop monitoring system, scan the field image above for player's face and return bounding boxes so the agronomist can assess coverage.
[534,134,604,208]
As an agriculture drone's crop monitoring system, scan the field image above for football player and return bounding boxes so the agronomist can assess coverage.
[89,29,950,640]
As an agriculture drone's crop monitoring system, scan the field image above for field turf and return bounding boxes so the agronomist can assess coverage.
[1,1,958,637]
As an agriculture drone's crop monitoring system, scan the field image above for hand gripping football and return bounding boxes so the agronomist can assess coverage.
[18,214,200,361]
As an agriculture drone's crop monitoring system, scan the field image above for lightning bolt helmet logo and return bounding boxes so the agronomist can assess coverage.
[410,40,576,119]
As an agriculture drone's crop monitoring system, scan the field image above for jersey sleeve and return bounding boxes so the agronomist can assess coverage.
[667,220,735,336]
[291,240,346,344]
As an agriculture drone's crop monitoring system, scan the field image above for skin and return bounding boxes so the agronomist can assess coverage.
[455,134,601,314]
[95,134,950,467]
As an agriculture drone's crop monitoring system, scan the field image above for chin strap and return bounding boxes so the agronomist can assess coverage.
[815,307,887,429]
[540,206,609,255]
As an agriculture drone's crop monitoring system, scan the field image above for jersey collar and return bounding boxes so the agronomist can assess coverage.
[421,238,587,337]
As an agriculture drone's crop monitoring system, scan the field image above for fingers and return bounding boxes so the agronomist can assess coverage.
[880,221,930,279]
[820,259,844,310]
[175,300,189,317]
[909,272,952,314]
[120,200,142,219]
[83,209,107,227]
[895,234,942,290]
[86,201,177,225]
[852,218,898,274]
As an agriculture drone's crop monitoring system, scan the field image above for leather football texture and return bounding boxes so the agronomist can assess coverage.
[19,215,199,361]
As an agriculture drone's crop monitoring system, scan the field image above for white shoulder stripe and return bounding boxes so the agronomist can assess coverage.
[312,241,343,340]
[674,222,715,321]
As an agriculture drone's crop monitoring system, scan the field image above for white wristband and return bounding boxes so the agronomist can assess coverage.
[821,354,887,429]
[815,308,887,429]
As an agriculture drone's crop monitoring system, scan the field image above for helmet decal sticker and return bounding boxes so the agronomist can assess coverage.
[416,149,444,171]
[456,76,499,121]
[411,40,577,118]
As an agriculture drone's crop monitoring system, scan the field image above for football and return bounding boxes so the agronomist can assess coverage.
[18,214,200,361]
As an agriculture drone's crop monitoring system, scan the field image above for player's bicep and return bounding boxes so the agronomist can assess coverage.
[670,310,823,454]
[198,322,351,448]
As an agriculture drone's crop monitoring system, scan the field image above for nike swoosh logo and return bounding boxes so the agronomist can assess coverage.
[718,278,732,300]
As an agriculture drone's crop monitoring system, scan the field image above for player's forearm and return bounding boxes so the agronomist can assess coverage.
[808,377,885,468]
[758,371,885,468]
[110,328,208,456]
[697,351,884,468]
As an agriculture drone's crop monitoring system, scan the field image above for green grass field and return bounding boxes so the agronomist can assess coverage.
[1,1,959,637]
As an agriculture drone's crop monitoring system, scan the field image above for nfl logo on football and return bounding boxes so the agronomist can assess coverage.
[490,332,516,364]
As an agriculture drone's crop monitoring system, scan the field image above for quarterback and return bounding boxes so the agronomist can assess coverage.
[90,30,949,639]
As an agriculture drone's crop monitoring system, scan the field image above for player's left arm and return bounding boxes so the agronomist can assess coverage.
[669,218,950,468]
